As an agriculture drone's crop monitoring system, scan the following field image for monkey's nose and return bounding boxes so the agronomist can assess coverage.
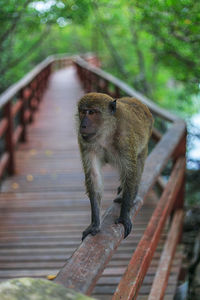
[81,125,86,129]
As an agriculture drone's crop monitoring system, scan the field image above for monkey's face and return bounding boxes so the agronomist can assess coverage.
[78,107,103,142]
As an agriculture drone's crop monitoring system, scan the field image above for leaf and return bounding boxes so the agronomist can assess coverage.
[47,274,57,280]
[45,150,53,156]
[12,182,19,189]
[26,174,34,182]
[29,149,37,156]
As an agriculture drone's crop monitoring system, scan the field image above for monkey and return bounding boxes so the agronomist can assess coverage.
[77,92,153,240]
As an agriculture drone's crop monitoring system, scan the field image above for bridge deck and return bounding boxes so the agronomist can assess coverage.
[0,67,182,299]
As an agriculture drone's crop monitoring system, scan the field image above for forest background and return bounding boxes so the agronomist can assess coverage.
[0,0,200,205]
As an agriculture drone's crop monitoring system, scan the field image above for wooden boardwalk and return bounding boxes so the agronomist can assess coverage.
[0,66,182,299]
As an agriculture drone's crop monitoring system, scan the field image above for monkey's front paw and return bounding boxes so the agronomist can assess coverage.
[115,216,132,238]
[82,224,100,241]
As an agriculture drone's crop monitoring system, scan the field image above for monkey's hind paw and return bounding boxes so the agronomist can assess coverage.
[82,224,100,241]
[115,217,132,239]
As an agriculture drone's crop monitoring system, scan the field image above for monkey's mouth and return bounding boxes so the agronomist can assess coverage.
[81,133,96,141]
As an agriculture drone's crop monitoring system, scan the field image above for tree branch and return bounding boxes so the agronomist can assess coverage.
[0,0,31,46]
[0,26,51,77]
[148,24,199,71]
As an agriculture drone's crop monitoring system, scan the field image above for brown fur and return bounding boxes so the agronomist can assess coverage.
[77,92,153,239]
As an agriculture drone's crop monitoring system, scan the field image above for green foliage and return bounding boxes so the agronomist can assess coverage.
[0,0,200,117]
[0,0,91,92]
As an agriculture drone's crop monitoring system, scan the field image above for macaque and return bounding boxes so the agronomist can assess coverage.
[77,92,153,240]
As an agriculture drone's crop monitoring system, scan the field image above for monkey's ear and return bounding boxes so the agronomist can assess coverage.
[109,99,117,114]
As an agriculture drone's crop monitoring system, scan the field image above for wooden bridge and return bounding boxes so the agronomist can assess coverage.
[0,55,186,300]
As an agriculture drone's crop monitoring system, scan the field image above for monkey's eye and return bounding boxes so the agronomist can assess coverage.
[79,108,100,116]
[88,110,94,115]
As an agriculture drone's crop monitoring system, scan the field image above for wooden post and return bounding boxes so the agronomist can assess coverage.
[103,80,109,94]
[19,90,27,142]
[115,86,120,98]
[4,102,15,175]
[83,70,88,91]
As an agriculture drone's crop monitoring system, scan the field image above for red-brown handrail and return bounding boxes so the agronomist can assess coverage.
[112,157,185,299]
[148,209,184,300]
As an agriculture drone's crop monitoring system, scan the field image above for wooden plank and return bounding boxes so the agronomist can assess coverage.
[0,259,180,272]
[95,284,178,295]
[148,210,184,300]
[112,157,185,300]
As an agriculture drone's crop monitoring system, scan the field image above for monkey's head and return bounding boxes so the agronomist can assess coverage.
[77,93,117,142]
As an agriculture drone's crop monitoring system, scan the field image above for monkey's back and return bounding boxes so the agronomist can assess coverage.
[116,97,153,152]
[119,97,152,121]
[118,97,153,129]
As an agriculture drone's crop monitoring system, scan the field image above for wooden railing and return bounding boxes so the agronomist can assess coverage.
[0,55,72,180]
[0,54,186,300]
